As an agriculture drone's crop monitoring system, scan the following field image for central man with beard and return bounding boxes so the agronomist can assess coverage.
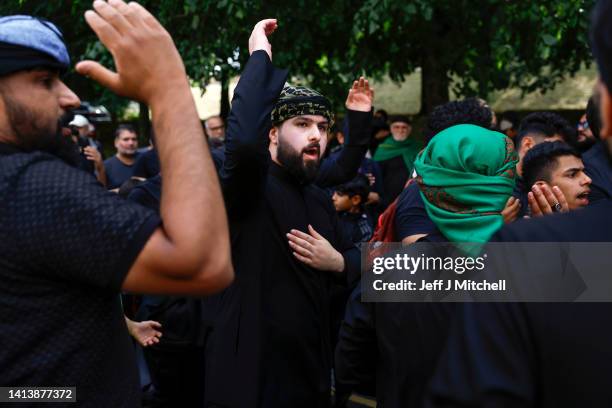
[203,20,372,408]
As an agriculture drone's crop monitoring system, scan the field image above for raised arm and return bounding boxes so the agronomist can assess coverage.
[316,77,373,188]
[220,19,289,217]
[76,0,231,295]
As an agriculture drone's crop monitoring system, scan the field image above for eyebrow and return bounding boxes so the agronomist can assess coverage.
[294,116,329,125]
[563,166,584,174]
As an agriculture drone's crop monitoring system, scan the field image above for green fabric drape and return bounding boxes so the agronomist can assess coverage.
[414,124,517,243]
[373,136,421,172]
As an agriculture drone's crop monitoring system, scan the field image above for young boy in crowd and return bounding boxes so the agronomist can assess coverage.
[332,174,373,245]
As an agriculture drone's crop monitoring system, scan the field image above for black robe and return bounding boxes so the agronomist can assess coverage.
[204,50,364,408]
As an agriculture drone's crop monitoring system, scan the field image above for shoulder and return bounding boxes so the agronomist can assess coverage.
[492,200,612,242]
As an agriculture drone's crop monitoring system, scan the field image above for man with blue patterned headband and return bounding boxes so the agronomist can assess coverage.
[0,2,232,406]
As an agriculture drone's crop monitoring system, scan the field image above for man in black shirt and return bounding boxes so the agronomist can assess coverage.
[104,124,140,189]
[0,4,232,407]
[426,2,612,406]
[204,20,368,408]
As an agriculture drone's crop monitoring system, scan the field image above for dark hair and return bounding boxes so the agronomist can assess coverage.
[586,95,601,140]
[375,109,389,122]
[335,174,370,207]
[591,0,612,93]
[115,124,137,139]
[522,141,581,192]
[425,98,493,143]
[389,115,412,126]
[516,112,577,149]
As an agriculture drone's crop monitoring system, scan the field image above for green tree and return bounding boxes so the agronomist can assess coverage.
[1,0,597,119]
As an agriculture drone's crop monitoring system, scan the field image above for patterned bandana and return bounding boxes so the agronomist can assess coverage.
[271,85,334,127]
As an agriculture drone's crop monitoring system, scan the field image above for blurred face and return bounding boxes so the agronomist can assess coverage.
[390,121,411,141]
[0,68,80,150]
[543,155,592,209]
[272,115,329,183]
[115,130,138,157]
[206,117,225,140]
[332,191,352,212]
[577,114,594,143]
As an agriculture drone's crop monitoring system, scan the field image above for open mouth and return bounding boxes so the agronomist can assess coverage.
[576,190,590,205]
[302,146,320,160]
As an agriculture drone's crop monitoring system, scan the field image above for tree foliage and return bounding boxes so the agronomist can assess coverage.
[1,0,597,116]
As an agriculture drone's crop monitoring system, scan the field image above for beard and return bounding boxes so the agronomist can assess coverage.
[277,137,321,184]
[2,92,80,166]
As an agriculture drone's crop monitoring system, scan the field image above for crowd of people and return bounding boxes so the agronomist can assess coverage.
[2,0,612,407]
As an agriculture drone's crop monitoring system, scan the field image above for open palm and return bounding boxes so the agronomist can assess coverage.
[345,77,374,112]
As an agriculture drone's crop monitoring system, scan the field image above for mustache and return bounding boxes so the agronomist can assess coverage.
[301,142,321,153]
[58,111,75,130]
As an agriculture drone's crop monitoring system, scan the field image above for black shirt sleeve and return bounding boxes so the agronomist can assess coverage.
[11,157,161,292]
[220,50,288,217]
[316,109,373,188]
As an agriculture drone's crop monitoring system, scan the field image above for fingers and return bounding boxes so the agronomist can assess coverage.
[308,224,323,239]
[527,191,543,217]
[552,185,570,212]
[76,60,121,92]
[83,9,121,47]
[531,185,553,214]
[288,240,312,258]
[292,251,312,266]
[93,0,133,35]
[288,229,316,245]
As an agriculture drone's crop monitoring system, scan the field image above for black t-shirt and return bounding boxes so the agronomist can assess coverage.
[0,144,160,407]
[395,182,437,240]
[104,154,140,189]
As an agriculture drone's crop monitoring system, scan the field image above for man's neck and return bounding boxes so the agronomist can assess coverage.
[117,153,136,165]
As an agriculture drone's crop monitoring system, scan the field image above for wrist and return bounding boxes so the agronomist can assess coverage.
[333,251,345,273]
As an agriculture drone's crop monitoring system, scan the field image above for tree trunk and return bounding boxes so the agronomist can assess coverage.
[220,70,230,121]
[138,102,151,144]
[420,51,450,115]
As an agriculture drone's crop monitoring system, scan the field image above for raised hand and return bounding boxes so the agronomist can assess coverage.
[501,196,521,224]
[76,0,188,104]
[287,225,344,273]
[528,183,569,217]
[345,77,374,112]
[249,19,278,60]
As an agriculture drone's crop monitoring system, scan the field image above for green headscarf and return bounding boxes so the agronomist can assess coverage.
[373,136,421,172]
[414,124,517,243]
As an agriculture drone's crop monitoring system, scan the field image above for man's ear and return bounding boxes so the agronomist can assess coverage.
[269,126,279,145]
[350,195,362,207]
[520,136,535,154]
[599,80,612,140]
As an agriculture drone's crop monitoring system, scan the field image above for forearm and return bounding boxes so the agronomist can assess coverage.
[151,81,231,278]
[316,109,373,188]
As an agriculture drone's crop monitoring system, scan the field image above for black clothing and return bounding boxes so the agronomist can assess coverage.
[0,143,160,407]
[104,154,140,189]
[395,182,437,240]
[204,51,361,408]
[427,199,612,408]
[335,284,457,408]
[338,211,373,246]
[133,148,160,179]
[129,175,207,408]
[583,141,612,203]
[377,155,410,204]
